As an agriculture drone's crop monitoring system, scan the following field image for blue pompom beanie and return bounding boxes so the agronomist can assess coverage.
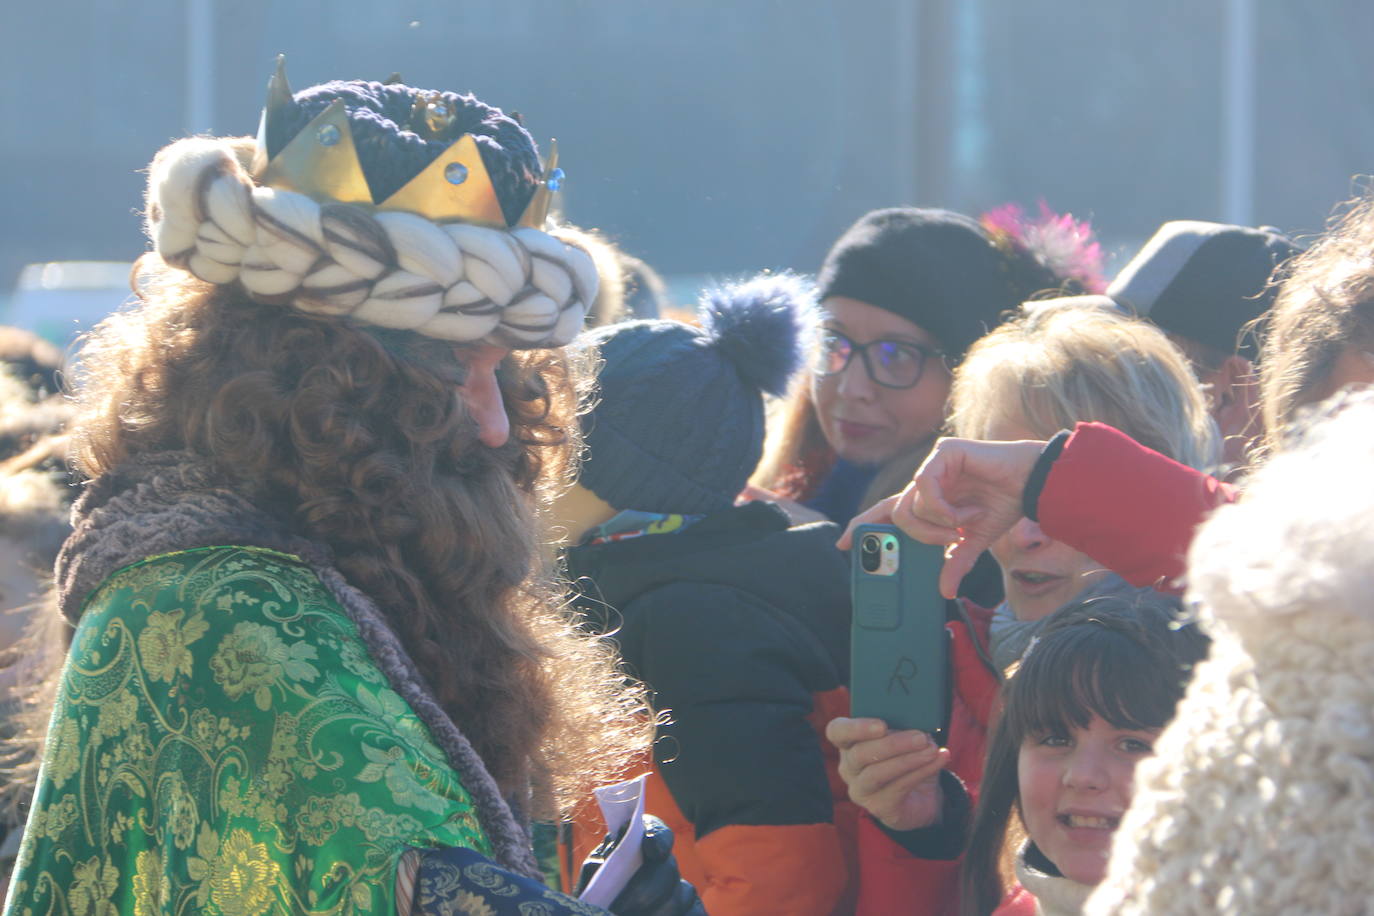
[576,274,811,514]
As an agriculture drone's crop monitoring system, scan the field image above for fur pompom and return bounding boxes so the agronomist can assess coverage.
[698,273,812,397]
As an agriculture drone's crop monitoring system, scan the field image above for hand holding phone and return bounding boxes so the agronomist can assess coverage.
[849,524,950,735]
[826,717,950,832]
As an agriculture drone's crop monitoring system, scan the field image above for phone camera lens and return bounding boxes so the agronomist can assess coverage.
[860,534,882,572]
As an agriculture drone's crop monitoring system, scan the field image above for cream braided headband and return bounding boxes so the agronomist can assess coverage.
[147,137,597,347]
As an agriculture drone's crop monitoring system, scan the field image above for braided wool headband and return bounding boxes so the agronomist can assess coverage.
[147,137,597,347]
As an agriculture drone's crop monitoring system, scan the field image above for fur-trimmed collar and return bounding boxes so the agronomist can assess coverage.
[1016,844,1094,916]
[55,451,541,879]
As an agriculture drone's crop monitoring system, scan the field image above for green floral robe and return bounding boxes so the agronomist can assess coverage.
[4,546,491,916]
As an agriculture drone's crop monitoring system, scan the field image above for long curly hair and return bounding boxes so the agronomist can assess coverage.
[1258,193,1374,450]
[68,259,652,813]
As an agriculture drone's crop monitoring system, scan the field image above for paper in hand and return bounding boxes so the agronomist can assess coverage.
[576,773,648,908]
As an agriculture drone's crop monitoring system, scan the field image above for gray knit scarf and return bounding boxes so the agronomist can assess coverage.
[988,572,1168,672]
[53,451,541,879]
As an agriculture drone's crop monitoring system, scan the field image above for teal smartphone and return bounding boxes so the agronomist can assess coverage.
[849,524,949,735]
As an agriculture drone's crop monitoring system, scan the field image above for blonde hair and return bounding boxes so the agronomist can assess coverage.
[549,225,628,328]
[950,304,1219,470]
[1258,195,1374,447]
[752,381,826,494]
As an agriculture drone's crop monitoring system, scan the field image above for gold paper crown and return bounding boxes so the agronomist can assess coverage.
[252,57,560,229]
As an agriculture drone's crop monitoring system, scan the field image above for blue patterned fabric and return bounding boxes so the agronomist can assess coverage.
[415,845,611,915]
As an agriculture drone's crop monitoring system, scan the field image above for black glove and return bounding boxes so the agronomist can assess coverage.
[577,815,707,916]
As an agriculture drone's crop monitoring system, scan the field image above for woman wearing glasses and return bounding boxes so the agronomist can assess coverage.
[753,207,1102,535]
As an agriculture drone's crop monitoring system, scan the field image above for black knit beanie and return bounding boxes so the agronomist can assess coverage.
[816,208,1061,361]
[577,275,810,514]
[1107,220,1299,361]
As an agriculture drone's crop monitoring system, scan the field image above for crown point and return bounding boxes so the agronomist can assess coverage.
[516,139,561,229]
[381,134,503,224]
[262,99,373,207]
[268,56,292,112]
[383,72,403,85]
[255,55,297,175]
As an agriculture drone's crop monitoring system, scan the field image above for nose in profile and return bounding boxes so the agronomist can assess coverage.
[456,345,512,449]
[836,354,878,401]
[1063,744,1110,792]
[1007,515,1050,551]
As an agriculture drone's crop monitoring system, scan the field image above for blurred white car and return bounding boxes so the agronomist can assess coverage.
[3,261,135,347]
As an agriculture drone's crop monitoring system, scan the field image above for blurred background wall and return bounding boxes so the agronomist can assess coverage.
[3,0,1373,311]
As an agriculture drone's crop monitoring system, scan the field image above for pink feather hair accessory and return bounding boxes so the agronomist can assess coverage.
[981,200,1106,294]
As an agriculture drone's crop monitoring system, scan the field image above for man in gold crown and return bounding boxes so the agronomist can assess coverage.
[1,66,703,915]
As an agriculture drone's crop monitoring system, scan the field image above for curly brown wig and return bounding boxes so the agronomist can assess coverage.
[68,259,652,813]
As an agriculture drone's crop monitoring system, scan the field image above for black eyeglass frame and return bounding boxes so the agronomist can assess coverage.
[813,329,945,390]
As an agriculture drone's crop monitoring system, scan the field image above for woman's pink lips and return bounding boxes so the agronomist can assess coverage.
[1058,807,1122,820]
[1057,819,1119,843]
[1010,570,1067,597]
[835,419,883,440]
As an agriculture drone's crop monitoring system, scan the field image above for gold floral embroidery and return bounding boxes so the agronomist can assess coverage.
[337,638,381,680]
[358,744,449,815]
[32,792,79,841]
[189,706,219,746]
[94,690,138,738]
[131,849,168,916]
[97,559,181,602]
[69,855,119,916]
[209,620,320,710]
[108,811,134,847]
[208,829,281,916]
[163,774,201,851]
[355,805,424,844]
[138,607,209,683]
[452,889,497,916]
[46,716,81,789]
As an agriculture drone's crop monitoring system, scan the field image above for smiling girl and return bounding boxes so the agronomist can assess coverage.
[961,597,1208,915]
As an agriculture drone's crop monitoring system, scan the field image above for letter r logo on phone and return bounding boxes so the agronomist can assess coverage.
[887,657,918,695]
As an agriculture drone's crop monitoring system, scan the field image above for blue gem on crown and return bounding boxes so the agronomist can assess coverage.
[445,162,470,185]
